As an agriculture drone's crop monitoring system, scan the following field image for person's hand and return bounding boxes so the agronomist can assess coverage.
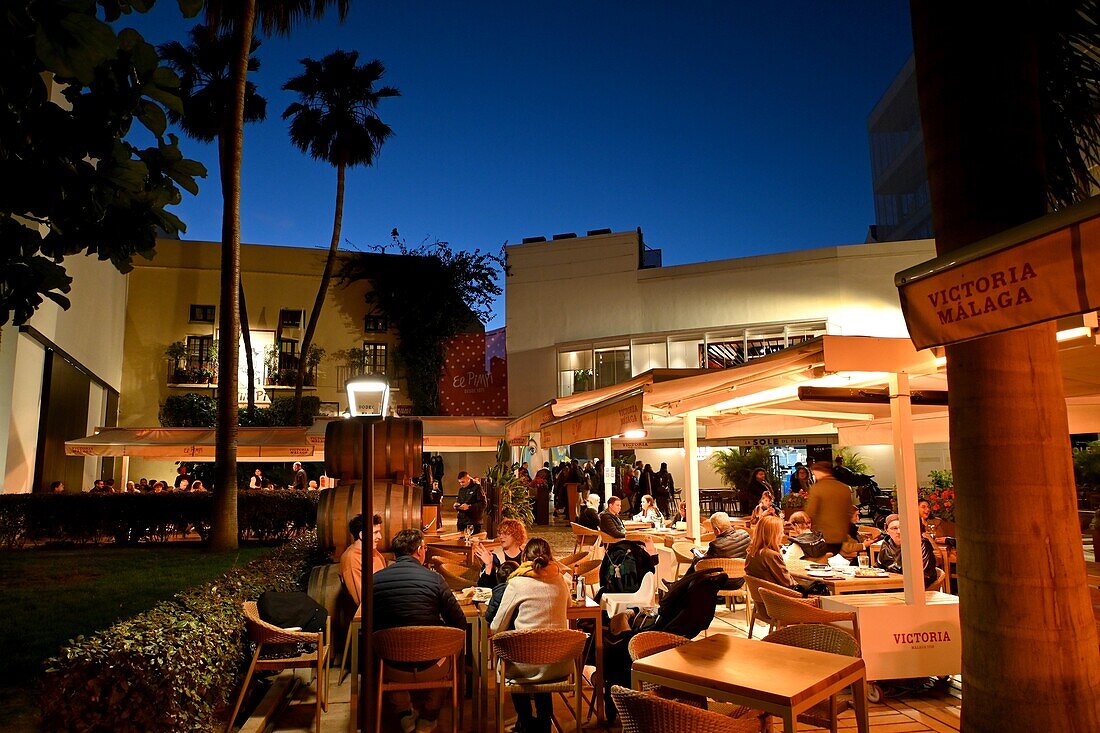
[474,543,493,569]
[459,503,470,511]
[643,537,657,555]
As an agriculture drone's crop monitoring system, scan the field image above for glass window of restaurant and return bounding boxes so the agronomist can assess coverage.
[594,346,631,389]
[631,339,668,376]
[558,348,593,397]
[668,334,705,368]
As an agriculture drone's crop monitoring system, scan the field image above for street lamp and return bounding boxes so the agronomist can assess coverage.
[345,375,390,417]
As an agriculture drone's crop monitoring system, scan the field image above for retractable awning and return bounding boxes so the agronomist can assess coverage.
[65,427,315,461]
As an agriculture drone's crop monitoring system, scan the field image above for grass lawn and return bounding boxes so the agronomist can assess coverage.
[0,544,270,730]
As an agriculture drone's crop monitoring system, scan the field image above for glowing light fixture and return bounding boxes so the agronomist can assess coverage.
[621,429,647,439]
[1056,326,1092,342]
[346,375,391,417]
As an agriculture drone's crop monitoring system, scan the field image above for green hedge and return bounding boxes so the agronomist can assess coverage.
[0,491,320,549]
[39,533,323,732]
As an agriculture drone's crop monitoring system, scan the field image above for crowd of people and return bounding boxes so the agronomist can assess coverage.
[50,461,332,494]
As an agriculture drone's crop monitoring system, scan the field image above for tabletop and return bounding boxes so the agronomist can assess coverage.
[786,557,906,594]
[820,591,958,610]
[632,633,865,708]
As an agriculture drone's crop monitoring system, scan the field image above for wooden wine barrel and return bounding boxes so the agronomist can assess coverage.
[317,479,423,558]
[325,417,424,482]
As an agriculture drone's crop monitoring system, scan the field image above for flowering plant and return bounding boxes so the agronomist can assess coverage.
[782,490,808,512]
[918,470,955,522]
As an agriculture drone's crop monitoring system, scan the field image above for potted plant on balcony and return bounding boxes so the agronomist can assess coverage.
[303,346,325,387]
[165,341,188,384]
[263,345,280,385]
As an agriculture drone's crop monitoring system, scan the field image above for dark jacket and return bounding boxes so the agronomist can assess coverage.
[705,529,750,559]
[456,479,485,526]
[484,581,509,625]
[577,506,600,530]
[372,556,466,631]
[875,535,939,588]
[599,510,626,538]
[746,478,771,507]
[293,468,308,491]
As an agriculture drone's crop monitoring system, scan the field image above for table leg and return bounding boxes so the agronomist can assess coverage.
[780,709,798,732]
[851,675,870,733]
[594,614,604,722]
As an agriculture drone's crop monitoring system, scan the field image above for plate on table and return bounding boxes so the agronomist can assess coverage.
[807,570,838,578]
[806,563,830,570]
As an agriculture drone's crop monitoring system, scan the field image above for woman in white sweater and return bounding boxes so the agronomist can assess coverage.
[489,537,570,733]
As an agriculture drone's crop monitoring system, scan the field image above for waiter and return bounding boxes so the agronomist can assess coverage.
[454,471,485,533]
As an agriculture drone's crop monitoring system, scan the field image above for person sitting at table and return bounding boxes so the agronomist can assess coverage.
[475,518,528,587]
[784,511,828,561]
[577,493,601,530]
[704,512,750,559]
[745,515,795,588]
[484,560,520,625]
[600,496,627,538]
[632,494,663,524]
[749,490,781,526]
[876,514,938,588]
[340,513,386,606]
[373,529,466,733]
[189,479,208,492]
[490,537,571,733]
[918,499,932,532]
[665,499,689,527]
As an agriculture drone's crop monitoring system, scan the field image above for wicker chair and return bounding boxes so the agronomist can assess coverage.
[570,522,601,555]
[373,626,466,733]
[757,587,859,640]
[610,685,762,733]
[695,558,749,624]
[226,601,329,733]
[763,624,862,733]
[427,547,470,566]
[492,628,588,733]
[671,541,697,580]
[557,550,590,572]
[743,577,801,638]
[438,562,481,591]
[927,567,948,592]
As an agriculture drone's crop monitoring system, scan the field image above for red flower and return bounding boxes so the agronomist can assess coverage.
[933,502,942,510]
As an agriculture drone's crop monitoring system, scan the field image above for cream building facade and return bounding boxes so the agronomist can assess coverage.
[505,228,949,488]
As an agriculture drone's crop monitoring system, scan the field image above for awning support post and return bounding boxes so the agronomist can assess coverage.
[602,437,613,502]
[683,411,700,539]
[889,372,925,606]
[120,455,129,491]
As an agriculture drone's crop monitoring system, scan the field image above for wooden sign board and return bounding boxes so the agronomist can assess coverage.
[896,197,1100,349]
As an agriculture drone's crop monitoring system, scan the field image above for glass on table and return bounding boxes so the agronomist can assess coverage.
[857,554,870,569]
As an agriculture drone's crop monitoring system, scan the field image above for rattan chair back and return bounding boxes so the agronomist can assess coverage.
[491,628,587,666]
[373,625,465,664]
[627,631,691,661]
[427,547,469,565]
[695,557,746,579]
[758,587,859,638]
[928,567,947,592]
[763,623,861,657]
[438,562,480,591]
[671,541,697,565]
[610,685,762,733]
[242,601,323,646]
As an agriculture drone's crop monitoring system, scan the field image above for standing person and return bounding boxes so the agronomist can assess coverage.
[454,471,485,533]
[490,538,571,733]
[804,460,856,555]
[787,464,812,495]
[249,468,264,490]
[653,463,675,516]
[746,468,771,508]
[599,496,627,539]
[372,529,466,733]
[639,463,656,501]
[340,513,386,606]
[173,464,192,489]
[474,518,528,587]
[50,480,66,494]
[292,461,308,491]
[745,515,794,588]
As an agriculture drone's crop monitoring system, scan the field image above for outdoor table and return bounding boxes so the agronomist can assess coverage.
[786,558,905,595]
[631,633,870,733]
[347,600,485,733]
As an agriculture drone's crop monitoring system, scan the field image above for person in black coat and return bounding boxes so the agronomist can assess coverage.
[652,463,675,516]
[454,471,485,532]
[746,468,771,508]
[599,497,627,538]
[372,529,466,730]
[577,493,601,530]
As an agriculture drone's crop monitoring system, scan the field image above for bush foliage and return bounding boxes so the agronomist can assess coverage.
[0,491,319,549]
[159,392,322,427]
[39,533,321,732]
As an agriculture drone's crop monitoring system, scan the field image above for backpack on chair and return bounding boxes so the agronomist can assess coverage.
[601,543,640,594]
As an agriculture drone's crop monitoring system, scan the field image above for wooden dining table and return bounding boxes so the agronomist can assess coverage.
[632,633,870,733]
[786,557,906,595]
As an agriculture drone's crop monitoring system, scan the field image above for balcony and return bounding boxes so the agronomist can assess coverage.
[166,360,216,388]
[264,352,318,390]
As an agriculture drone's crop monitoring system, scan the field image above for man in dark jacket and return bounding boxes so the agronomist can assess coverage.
[703,512,750,559]
[599,496,627,538]
[372,529,466,732]
[292,462,308,491]
[454,471,485,533]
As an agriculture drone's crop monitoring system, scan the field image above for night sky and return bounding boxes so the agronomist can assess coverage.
[122,1,915,327]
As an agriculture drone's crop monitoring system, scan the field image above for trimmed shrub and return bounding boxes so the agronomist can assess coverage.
[0,491,320,549]
[159,392,218,427]
[39,533,323,732]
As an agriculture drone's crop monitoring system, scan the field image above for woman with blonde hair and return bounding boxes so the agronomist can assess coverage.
[475,518,528,587]
[490,537,570,733]
[745,515,794,588]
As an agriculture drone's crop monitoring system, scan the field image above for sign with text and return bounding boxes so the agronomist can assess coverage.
[896,201,1100,349]
[438,328,508,416]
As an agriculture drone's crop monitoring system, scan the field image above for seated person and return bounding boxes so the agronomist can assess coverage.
[599,496,627,539]
[632,494,663,524]
[373,529,466,733]
[784,511,828,561]
[474,518,527,587]
[688,511,749,590]
[665,499,689,527]
[484,560,521,625]
[339,513,386,606]
[749,490,782,526]
[918,499,932,533]
[876,514,938,587]
[745,515,795,588]
[577,493,601,530]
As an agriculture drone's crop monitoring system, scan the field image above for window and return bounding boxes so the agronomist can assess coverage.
[363,342,387,375]
[189,304,215,323]
[186,335,214,369]
[279,309,303,328]
[557,349,593,397]
[594,347,631,389]
[277,339,299,372]
[364,314,388,333]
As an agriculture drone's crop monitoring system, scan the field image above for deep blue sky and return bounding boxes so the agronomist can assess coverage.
[124,2,913,327]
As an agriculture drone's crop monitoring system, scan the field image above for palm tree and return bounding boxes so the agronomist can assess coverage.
[202,0,350,552]
[282,50,399,424]
[910,3,1100,728]
[159,24,266,415]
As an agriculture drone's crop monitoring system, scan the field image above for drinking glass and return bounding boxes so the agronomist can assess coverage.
[858,554,870,569]
[463,525,474,544]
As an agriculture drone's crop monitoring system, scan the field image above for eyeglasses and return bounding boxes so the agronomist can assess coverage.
[887,525,901,533]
